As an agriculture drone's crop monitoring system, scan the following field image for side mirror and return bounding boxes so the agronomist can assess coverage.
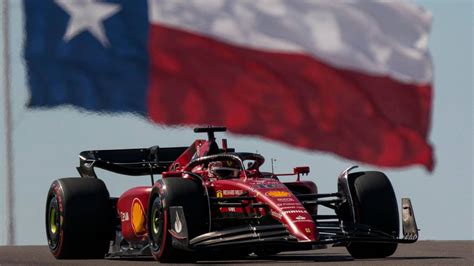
[294,166,310,181]
[294,166,310,175]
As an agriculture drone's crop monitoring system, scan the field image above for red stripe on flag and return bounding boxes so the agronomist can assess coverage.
[147,24,434,170]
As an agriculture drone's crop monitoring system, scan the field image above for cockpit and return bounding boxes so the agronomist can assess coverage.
[184,152,265,180]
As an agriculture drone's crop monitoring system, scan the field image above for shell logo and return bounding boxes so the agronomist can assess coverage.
[131,198,146,236]
[216,190,223,198]
[265,191,290,197]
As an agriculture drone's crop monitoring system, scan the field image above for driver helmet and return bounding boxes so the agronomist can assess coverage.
[208,161,240,179]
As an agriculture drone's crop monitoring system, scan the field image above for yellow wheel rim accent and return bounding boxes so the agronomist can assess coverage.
[152,209,159,235]
[50,207,57,234]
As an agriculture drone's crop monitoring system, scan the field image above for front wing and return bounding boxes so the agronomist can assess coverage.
[175,197,418,251]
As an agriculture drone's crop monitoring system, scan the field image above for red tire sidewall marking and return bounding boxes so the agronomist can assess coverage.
[157,209,168,258]
[50,181,65,257]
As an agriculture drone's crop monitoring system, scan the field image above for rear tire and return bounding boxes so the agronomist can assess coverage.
[148,177,209,262]
[345,171,399,259]
[45,178,113,259]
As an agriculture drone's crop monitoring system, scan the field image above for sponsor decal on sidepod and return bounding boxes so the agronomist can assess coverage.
[265,191,290,197]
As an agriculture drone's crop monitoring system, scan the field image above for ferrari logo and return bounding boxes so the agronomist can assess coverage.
[305,228,311,234]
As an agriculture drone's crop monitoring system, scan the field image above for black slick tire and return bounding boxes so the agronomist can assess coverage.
[345,171,399,259]
[45,178,113,259]
[148,177,209,262]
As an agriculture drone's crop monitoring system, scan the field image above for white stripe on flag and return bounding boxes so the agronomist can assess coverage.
[149,0,432,84]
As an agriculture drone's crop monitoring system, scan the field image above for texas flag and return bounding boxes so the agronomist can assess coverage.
[23,0,434,170]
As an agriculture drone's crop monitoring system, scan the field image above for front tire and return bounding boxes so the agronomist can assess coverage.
[148,177,209,262]
[45,178,113,259]
[345,171,399,259]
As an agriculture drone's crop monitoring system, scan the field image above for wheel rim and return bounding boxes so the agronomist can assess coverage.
[47,196,60,250]
[149,196,164,252]
[49,207,58,234]
[151,207,160,235]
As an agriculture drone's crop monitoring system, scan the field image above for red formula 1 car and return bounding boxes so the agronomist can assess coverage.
[45,127,418,262]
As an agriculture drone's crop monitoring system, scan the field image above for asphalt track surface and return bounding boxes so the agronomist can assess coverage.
[0,241,472,265]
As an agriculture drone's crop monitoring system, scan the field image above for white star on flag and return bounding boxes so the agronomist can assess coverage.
[55,0,121,47]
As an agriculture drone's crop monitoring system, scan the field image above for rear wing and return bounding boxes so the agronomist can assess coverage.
[77,146,188,178]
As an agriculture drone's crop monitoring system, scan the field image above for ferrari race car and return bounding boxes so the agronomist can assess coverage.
[45,127,418,262]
